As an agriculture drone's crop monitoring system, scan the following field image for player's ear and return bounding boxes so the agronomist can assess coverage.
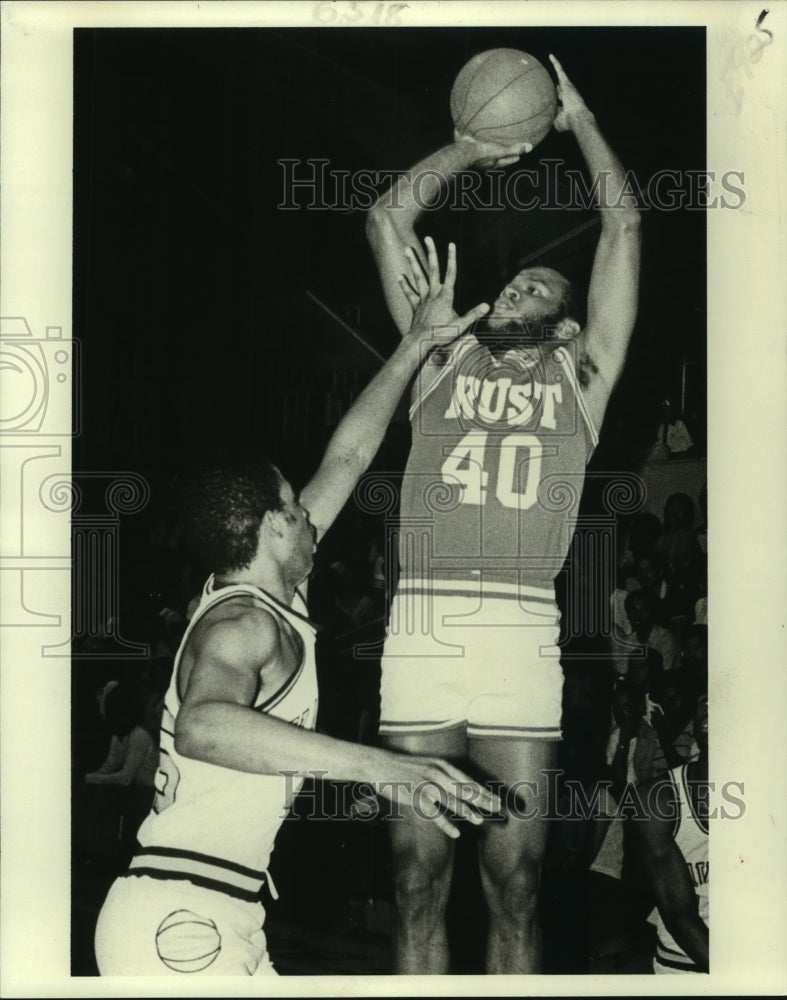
[262,509,284,539]
[555,318,580,340]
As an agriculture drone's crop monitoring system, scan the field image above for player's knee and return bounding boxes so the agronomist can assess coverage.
[479,849,541,922]
[390,837,453,910]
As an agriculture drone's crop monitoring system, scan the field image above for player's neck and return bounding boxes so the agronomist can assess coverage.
[217,560,296,606]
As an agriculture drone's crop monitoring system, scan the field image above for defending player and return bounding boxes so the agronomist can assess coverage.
[365,55,641,973]
[93,245,498,976]
[636,694,709,973]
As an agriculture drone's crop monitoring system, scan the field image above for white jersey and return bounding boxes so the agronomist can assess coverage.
[652,763,709,972]
[130,575,318,903]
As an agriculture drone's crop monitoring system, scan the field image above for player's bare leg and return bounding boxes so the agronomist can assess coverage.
[469,736,558,974]
[382,727,467,974]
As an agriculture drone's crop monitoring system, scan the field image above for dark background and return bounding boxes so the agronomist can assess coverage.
[73,26,706,490]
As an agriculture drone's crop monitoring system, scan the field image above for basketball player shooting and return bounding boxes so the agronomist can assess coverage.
[366,54,641,974]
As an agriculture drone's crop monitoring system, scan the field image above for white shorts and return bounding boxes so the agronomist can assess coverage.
[379,586,564,740]
[95,874,277,976]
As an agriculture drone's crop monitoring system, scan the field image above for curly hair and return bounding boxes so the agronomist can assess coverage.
[175,457,283,575]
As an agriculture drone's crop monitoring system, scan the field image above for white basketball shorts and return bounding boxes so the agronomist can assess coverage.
[379,583,564,740]
[95,873,277,976]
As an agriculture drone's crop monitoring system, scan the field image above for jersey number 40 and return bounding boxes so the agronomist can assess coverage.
[441,431,545,508]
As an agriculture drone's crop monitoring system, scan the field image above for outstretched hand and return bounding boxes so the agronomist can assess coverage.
[373,748,503,839]
[454,128,532,169]
[549,54,591,132]
[399,236,488,351]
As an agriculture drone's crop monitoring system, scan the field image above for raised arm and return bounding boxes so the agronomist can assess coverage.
[636,779,709,970]
[85,728,154,787]
[301,239,488,538]
[366,136,527,335]
[175,607,500,839]
[550,55,641,407]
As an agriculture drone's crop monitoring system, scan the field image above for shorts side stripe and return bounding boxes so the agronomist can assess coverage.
[379,719,465,734]
[468,723,562,740]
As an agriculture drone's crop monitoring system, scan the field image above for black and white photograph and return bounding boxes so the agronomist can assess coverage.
[1,1,785,995]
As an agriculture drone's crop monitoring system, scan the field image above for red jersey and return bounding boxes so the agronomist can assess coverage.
[397,333,598,598]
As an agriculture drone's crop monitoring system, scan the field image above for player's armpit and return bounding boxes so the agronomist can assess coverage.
[581,217,641,401]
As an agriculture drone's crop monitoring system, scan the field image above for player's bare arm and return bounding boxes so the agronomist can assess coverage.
[175,600,500,839]
[366,137,527,335]
[636,777,710,971]
[301,239,488,538]
[84,731,152,786]
[550,55,641,421]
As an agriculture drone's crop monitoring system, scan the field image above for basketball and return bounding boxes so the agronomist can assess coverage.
[155,909,222,973]
[450,48,558,148]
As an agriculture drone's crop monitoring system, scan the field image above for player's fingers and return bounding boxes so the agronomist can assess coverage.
[404,246,429,297]
[411,787,462,839]
[431,813,461,840]
[423,235,441,292]
[437,785,486,826]
[548,53,566,79]
[397,274,421,310]
[456,302,490,334]
[426,756,501,813]
[441,242,457,294]
[495,155,521,168]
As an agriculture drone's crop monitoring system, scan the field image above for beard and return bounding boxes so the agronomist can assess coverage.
[468,309,567,354]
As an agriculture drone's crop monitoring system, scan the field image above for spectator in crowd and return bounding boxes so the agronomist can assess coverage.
[695,482,708,556]
[657,493,705,630]
[633,670,699,784]
[85,680,159,792]
[647,398,695,463]
[613,589,679,677]
[82,679,159,864]
[610,548,668,641]
[680,625,708,692]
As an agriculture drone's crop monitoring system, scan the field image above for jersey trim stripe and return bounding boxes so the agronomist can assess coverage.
[128,846,272,900]
[409,338,474,418]
[133,844,268,879]
[669,768,682,840]
[174,582,315,704]
[255,660,305,713]
[123,867,263,904]
[682,764,709,834]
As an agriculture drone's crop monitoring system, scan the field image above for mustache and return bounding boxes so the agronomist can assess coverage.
[468,314,562,349]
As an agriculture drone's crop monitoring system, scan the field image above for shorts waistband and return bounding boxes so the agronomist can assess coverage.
[395,577,556,606]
